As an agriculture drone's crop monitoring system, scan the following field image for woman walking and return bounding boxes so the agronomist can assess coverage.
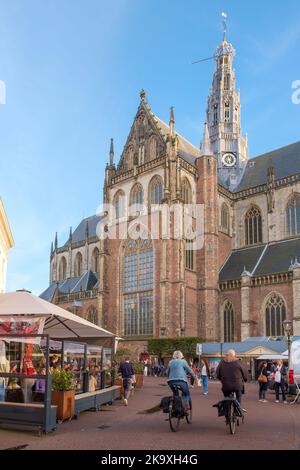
[258,361,269,402]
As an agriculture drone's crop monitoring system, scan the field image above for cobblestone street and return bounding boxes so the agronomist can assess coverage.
[0,377,300,450]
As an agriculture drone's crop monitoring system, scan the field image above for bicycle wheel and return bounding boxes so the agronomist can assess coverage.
[228,401,236,435]
[185,398,192,424]
[168,401,180,432]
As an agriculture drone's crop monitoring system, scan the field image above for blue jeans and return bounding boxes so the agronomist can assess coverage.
[168,380,191,407]
[202,375,208,394]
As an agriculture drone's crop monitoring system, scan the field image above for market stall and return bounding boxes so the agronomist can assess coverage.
[0,291,120,432]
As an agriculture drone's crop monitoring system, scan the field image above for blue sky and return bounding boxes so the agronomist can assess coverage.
[0,0,299,295]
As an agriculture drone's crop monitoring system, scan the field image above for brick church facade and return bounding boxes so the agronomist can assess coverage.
[41,32,300,355]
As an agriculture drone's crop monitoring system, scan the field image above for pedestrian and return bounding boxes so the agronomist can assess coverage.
[274,360,288,404]
[216,349,248,411]
[118,357,135,406]
[258,361,269,402]
[201,358,210,395]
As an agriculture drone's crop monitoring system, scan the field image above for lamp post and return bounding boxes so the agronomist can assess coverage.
[283,319,293,372]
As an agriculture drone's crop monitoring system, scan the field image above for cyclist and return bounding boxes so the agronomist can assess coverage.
[167,351,195,413]
[216,349,247,410]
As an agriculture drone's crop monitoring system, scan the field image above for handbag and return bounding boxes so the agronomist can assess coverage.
[258,371,267,383]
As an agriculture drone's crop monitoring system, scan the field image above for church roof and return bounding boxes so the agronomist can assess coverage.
[236,141,300,192]
[154,116,200,165]
[62,214,102,247]
[219,237,300,281]
[40,271,98,302]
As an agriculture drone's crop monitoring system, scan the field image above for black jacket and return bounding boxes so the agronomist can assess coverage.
[216,359,248,393]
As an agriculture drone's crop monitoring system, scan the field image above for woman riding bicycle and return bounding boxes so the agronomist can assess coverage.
[167,351,195,412]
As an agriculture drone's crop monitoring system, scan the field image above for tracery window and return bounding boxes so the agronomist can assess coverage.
[224,301,234,342]
[130,184,143,213]
[123,237,154,336]
[114,190,125,220]
[87,306,98,325]
[221,203,229,232]
[286,194,300,236]
[185,239,195,270]
[265,294,286,337]
[58,256,67,281]
[245,206,262,245]
[181,178,192,204]
[92,247,99,273]
[74,252,83,277]
[149,176,163,205]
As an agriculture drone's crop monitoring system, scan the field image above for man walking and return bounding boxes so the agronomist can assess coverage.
[119,357,135,406]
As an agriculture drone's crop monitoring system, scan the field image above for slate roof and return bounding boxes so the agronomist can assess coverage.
[202,339,288,355]
[63,214,102,247]
[219,237,300,282]
[40,271,98,302]
[236,141,300,192]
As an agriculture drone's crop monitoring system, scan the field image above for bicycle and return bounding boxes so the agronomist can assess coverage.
[224,392,244,435]
[168,383,192,432]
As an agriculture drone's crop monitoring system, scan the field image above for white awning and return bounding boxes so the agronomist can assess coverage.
[257,354,288,360]
[0,291,115,340]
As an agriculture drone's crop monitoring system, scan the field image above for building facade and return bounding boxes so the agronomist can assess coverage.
[41,32,300,355]
[0,198,14,293]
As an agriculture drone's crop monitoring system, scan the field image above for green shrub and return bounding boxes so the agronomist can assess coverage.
[51,368,74,391]
[148,337,205,361]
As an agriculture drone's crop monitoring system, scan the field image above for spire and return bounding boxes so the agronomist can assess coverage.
[140,88,146,101]
[169,106,175,137]
[221,12,228,41]
[109,138,114,166]
[200,122,213,156]
[69,226,72,245]
[50,241,53,256]
[54,232,58,251]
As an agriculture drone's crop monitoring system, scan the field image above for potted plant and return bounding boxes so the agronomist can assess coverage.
[51,369,75,421]
[133,363,144,389]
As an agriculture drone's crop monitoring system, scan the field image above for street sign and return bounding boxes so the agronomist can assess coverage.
[196,343,202,355]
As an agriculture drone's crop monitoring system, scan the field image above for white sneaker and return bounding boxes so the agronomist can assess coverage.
[284,401,288,404]
[275,400,279,403]
[124,398,128,406]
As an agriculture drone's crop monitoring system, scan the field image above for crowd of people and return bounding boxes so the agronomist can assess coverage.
[118,349,290,410]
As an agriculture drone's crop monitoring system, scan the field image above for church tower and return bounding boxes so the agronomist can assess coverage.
[202,15,248,189]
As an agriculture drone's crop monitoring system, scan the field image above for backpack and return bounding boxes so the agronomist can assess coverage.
[160,396,171,413]
[172,395,185,417]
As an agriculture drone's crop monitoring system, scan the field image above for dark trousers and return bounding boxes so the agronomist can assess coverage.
[223,390,242,406]
[168,380,191,407]
[259,381,268,399]
[275,382,286,401]
[122,378,132,400]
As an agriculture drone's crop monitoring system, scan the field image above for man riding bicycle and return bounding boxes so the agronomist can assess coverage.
[216,349,247,410]
[167,351,195,413]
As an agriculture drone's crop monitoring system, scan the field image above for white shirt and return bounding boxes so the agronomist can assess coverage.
[201,365,207,376]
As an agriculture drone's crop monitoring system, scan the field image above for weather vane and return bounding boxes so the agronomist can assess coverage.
[192,12,229,65]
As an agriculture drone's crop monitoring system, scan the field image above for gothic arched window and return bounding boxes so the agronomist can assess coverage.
[265,293,286,337]
[130,184,143,206]
[245,206,262,246]
[224,301,234,342]
[92,247,99,273]
[138,144,145,165]
[286,194,300,237]
[149,176,163,205]
[181,178,192,204]
[221,203,229,233]
[58,256,67,281]
[149,136,157,160]
[87,306,98,325]
[123,237,154,336]
[114,190,125,220]
[74,252,83,277]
